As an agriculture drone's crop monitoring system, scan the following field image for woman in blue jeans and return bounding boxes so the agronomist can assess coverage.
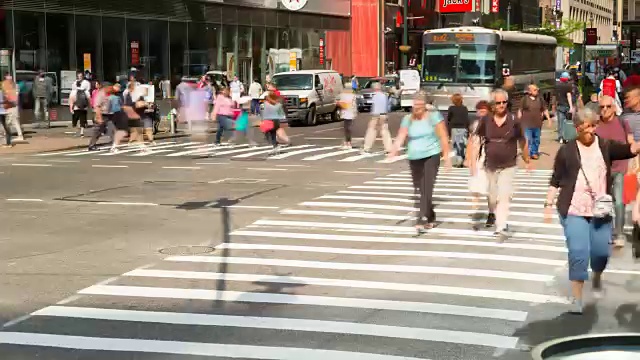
[544,108,640,314]
[211,87,234,145]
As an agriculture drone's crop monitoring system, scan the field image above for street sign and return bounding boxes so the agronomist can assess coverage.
[490,0,499,13]
[586,28,598,45]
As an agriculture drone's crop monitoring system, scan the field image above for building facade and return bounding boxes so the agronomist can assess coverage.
[540,0,615,44]
[0,0,352,87]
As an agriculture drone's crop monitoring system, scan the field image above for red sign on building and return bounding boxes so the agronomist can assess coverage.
[586,28,598,45]
[439,0,472,13]
[130,41,140,65]
[319,38,325,65]
[491,0,499,12]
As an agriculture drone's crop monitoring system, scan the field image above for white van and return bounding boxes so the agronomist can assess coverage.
[269,70,343,126]
[399,69,420,111]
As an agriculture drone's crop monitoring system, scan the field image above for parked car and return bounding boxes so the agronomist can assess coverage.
[356,76,401,113]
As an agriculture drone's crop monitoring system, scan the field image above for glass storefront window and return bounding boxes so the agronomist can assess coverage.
[221,24,236,76]
[251,27,264,83]
[169,21,187,85]
[265,28,278,79]
[302,30,320,70]
[102,17,126,83]
[148,20,168,83]
[1,10,13,49]
[126,19,147,80]
[189,22,208,76]
[238,26,251,85]
[13,11,46,72]
[76,16,101,80]
[206,24,220,71]
[46,13,73,106]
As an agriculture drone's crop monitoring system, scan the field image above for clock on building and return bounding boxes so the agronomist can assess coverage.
[281,0,308,11]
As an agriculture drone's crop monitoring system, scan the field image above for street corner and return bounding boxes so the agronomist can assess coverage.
[0,135,87,155]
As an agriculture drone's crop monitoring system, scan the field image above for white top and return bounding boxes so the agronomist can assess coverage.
[339,92,357,120]
[230,80,243,95]
[248,82,263,99]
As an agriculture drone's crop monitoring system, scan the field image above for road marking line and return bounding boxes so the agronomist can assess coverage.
[119,161,153,164]
[0,332,427,359]
[11,163,52,167]
[276,164,309,167]
[162,166,201,170]
[6,199,44,202]
[35,149,94,156]
[333,171,375,174]
[233,144,313,158]
[336,190,544,202]
[167,144,246,157]
[377,155,407,163]
[92,165,128,168]
[313,126,343,134]
[231,230,566,253]
[359,167,389,170]
[47,159,80,163]
[125,269,570,304]
[226,205,279,209]
[167,256,554,282]
[350,185,548,195]
[207,145,273,156]
[301,201,554,218]
[99,142,199,156]
[270,146,342,159]
[96,202,158,206]
[247,167,288,171]
[320,195,545,209]
[196,162,229,165]
[280,209,562,229]
[217,243,565,266]
[34,306,523,346]
[304,137,341,140]
[303,148,359,160]
[130,149,176,156]
[253,219,565,241]
[339,152,383,162]
[369,180,549,190]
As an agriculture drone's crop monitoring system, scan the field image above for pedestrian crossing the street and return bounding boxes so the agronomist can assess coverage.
[34,141,404,163]
[1,167,607,359]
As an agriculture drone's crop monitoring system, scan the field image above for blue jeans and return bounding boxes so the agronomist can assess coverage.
[524,127,541,157]
[215,115,232,144]
[556,107,568,141]
[451,128,468,165]
[560,215,611,281]
[251,99,260,115]
[612,172,626,235]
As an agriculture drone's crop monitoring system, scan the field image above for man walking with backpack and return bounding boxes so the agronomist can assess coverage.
[69,72,91,137]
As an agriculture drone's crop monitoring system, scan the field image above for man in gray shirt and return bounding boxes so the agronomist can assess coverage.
[623,87,640,143]
[32,71,52,129]
[362,82,393,154]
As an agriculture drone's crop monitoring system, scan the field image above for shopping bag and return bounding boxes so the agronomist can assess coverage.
[236,112,249,132]
[260,119,274,133]
[623,172,638,205]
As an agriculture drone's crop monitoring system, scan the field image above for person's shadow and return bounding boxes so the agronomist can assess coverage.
[511,304,599,350]
[614,303,640,332]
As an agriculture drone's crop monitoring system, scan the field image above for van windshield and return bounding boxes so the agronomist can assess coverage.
[272,74,313,90]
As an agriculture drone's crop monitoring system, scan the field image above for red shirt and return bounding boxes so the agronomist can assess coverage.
[624,75,640,88]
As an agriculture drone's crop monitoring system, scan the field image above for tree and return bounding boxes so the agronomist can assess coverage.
[521,19,585,48]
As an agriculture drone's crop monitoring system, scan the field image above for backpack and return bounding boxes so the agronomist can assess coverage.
[75,88,88,110]
[108,95,121,113]
[602,78,617,98]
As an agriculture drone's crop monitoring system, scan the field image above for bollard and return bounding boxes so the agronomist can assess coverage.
[532,333,640,359]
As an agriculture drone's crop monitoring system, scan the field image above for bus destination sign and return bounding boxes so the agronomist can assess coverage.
[429,33,475,42]
[427,33,496,44]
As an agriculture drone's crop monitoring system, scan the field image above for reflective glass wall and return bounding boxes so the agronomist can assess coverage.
[0,5,349,96]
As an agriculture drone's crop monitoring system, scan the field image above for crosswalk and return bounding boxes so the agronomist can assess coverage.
[0,167,593,359]
[35,141,405,163]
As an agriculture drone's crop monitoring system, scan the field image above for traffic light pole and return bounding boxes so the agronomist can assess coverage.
[581,22,586,90]
[402,0,408,68]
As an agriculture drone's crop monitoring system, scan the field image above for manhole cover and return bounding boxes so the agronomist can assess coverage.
[159,245,215,255]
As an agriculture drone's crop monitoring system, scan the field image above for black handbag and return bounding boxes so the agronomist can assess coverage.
[632,223,640,259]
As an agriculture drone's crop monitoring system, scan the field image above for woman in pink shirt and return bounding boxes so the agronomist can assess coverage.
[90,81,102,125]
[211,87,234,145]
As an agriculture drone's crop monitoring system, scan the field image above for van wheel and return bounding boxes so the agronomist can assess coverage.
[306,106,317,126]
[331,107,340,122]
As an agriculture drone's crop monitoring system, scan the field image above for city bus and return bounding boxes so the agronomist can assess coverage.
[421,27,557,115]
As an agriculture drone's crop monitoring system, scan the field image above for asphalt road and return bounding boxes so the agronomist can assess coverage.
[1,112,640,359]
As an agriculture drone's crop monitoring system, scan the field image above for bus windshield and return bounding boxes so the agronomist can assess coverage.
[423,44,497,84]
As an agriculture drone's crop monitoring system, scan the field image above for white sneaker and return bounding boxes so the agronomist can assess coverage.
[109,147,119,154]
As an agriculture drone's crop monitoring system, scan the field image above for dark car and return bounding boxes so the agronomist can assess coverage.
[356,76,401,112]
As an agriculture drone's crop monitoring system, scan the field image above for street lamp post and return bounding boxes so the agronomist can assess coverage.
[581,14,593,89]
[402,0,409,68]
[507,2,511,30]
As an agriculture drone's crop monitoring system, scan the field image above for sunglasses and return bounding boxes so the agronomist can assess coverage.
[600,105,613,109]
[495,101,508,105]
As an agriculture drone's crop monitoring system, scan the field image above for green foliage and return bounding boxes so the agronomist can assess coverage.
[481,16,585,48]
[522,19,585,48]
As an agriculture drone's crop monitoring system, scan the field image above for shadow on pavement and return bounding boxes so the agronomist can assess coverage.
[511,304,599,350]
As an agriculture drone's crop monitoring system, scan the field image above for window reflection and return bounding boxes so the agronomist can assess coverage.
[189,22,209,76]
[148,20,168,83]
[102,17,126,82]
[206,24,220,71]
[222,24,236,77]
[46,13,72,105]
[76,15,101,80]
[169,21,187,85]
[252,27,264,83]
[127,19,146,80]
[238,26,251,84]
[13,11,45,72]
